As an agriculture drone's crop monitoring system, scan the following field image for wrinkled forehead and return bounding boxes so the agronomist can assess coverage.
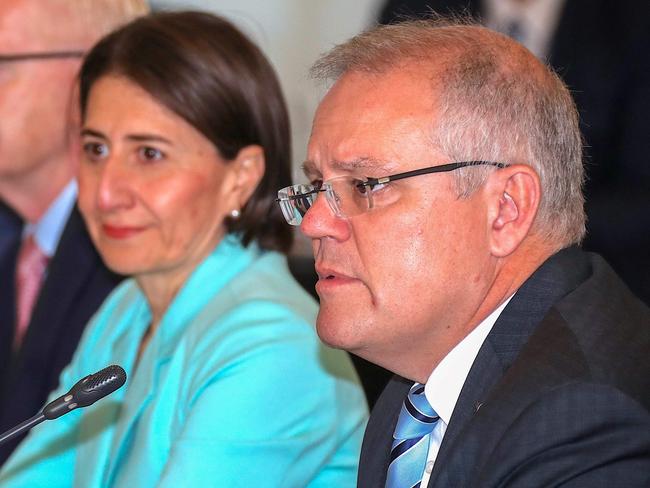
[307,68,445,177]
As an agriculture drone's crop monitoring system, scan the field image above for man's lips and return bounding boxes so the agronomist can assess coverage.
[101,224,146,239]
[314,266,359,290]
[315,266,350,280]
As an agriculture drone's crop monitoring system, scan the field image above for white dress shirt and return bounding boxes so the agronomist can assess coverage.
[419,295,513,487]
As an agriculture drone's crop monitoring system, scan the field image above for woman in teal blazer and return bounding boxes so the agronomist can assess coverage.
[0,12,367,487]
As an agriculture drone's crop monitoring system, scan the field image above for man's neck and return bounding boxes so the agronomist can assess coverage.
[0,156,74,223]
[398,239,555,383]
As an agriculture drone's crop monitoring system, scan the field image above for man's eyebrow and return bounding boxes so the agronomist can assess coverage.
[331,157,395,173]
[301,160,318,177]
[302,157,395,176]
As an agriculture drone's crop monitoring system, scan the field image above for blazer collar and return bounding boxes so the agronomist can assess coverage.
[359,376,411,488]
[102,235,259,484]
[428,246,591,486]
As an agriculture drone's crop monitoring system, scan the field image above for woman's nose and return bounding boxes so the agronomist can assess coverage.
[95,160,134,212]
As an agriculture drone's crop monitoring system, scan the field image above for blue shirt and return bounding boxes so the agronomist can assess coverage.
[23,180,77,258]
[0,235,368,487]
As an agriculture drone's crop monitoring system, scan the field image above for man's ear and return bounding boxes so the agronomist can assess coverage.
[484,164,541,257]
[227,145,265,211]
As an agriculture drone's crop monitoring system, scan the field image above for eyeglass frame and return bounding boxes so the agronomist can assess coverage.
[276,160,509,224]
[0,51,85,63]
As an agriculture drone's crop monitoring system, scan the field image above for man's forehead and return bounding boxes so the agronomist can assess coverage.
[312,67,439,134]
[308,72,441,176]
[0,0,82,50]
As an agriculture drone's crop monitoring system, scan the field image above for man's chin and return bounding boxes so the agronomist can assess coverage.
[316,309,363,352]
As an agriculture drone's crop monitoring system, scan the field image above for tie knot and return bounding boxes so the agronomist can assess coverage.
[393,383,439,441]
[407,383,437,421]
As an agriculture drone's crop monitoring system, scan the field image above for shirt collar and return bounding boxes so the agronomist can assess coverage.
[424,295,513,424]
[23,180,77,257]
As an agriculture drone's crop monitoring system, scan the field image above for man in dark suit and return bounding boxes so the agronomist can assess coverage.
[281,17,649,487]
[378,0,650,305]
[0,0,148,463]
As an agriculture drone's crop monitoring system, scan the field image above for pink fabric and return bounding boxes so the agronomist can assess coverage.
[14,236,48,349]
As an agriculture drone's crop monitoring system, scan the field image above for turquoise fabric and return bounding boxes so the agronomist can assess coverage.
[0,235,368,487]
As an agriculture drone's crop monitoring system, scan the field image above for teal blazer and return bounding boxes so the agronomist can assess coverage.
[0,235,368,487]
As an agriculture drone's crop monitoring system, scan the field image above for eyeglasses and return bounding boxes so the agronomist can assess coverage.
[0,51,85,63]
[276,160,508,226]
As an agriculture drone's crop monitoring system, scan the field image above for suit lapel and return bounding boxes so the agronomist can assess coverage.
[10,207,99,379]
[103,295,177,487]
[104,350,159,486]
[0,228,21,398]
[358,375,411,487]
[428,247,591,486]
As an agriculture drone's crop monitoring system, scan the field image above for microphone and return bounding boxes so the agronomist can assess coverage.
[0,365,126,446]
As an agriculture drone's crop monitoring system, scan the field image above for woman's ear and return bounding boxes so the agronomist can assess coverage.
[484,164,541,257]
[228,144,265,211]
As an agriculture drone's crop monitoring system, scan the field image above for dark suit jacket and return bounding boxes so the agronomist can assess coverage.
[379,0,650,303]
[0,206,121,464]
[359,247,650,487]
[0,203,20,258]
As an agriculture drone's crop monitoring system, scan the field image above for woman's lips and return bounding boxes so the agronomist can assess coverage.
[101,224,145,239]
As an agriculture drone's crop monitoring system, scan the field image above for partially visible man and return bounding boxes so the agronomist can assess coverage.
[277,19,650,486]
[0,0,148,463]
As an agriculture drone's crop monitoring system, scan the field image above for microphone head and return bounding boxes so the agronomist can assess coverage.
[71,365,127,407]
[43,365,127,420]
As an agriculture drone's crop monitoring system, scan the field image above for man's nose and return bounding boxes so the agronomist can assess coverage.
[300,190,351,241]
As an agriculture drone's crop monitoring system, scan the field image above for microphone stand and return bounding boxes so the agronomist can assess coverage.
[0,413,45,446]
[0,364,126,447]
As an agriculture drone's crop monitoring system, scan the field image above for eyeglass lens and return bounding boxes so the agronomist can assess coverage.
[277,184,317,226]
[278,177,371,226]
[328,177,372,218]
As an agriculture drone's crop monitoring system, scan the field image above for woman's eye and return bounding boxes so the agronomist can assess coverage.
[82,142,109,161]
[138,146,164,162]
[310,179,323,190]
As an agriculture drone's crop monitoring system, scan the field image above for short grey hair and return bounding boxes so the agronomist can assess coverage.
[311,18,585,248]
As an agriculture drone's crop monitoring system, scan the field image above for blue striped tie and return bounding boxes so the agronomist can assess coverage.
[386,383,439,488]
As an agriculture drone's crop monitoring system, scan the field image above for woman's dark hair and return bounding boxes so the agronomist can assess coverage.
[79,11,293,253]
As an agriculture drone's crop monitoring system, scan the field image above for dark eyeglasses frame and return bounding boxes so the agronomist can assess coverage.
[0,51,85,63]
[360,160,508,190]
[276,160,508,203]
